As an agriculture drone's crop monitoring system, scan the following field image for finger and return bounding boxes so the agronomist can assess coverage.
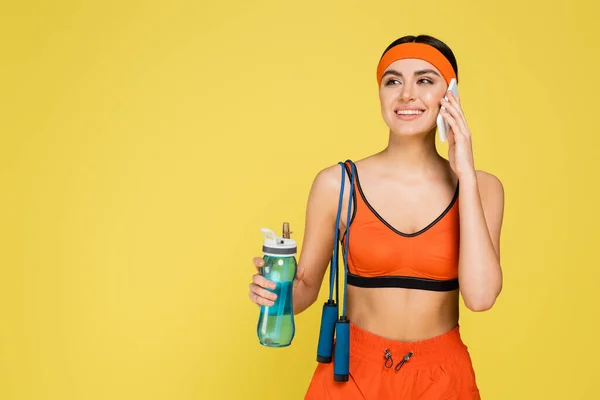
[252,273,276,290]
[444,94,470,136]
[249,287,276,307]
[446,126,456,147]
[440,102,468,140]
[441,97,462,124]
[440,108,464,142]
[253,257,264,271]
[249,282,278,302]
[448,90,461,106]
[446,91,464,117]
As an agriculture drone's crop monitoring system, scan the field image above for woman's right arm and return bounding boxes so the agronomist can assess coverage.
[291,165,342,314]
[249,165,343,314]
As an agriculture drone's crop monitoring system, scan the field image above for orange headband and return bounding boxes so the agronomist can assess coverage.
[376,42,456,86]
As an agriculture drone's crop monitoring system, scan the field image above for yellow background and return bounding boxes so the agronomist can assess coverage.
[1,0,598,399]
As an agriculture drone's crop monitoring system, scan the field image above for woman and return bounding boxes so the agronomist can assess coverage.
[249,34,504,399]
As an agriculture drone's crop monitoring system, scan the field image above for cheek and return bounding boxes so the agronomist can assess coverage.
[379,91,395,109]
[421,90,444,108]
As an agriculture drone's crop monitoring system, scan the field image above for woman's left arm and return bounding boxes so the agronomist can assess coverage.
[440,91,505,312]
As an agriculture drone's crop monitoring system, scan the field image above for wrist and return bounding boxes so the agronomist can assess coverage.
[458,171,478,186]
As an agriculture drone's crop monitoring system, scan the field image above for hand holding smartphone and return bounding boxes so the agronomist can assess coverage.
[436,78,458,143]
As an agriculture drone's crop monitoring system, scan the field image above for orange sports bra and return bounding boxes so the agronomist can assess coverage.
[341,160,460,292]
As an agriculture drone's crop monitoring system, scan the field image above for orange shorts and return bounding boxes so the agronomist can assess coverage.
[305,322,481,399]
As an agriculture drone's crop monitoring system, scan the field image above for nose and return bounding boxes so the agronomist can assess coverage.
[399,82,416,102]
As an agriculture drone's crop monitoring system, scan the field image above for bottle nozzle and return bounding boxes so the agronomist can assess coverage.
[283,222,291,239]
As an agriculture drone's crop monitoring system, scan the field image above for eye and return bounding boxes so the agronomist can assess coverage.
[418,78,434,84]
[385,78,400,86]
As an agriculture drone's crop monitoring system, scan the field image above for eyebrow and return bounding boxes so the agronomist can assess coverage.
[382,69,441,79]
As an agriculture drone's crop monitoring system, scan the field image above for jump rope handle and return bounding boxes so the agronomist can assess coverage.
[316,300,338,363]
[333,317,350,382]
[316,163,346,364]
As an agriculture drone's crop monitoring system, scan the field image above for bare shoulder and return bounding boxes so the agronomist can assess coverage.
[475,170,505,200]
[311,162,347,193]
[475,170,505,233]
[307,161,357,221]
[307,163,347,209]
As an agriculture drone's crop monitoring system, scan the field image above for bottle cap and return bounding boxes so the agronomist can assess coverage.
[261,225,297,257]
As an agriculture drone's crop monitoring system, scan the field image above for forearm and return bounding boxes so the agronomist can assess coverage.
[458,174,503,311]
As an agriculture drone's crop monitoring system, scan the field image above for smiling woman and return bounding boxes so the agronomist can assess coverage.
[248,34,504,399]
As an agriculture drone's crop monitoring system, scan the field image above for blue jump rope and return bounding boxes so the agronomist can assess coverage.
[315,160,356,382]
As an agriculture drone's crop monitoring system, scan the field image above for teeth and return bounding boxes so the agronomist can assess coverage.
[396,110,424,115]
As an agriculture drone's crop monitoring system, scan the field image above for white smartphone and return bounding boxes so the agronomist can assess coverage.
[436,78,458,143]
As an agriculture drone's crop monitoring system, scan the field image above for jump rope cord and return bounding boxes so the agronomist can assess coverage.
[341,161,356,317]
[328,162,346,302]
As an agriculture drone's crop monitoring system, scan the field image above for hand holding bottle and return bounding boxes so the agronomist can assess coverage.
[249,257,305,307]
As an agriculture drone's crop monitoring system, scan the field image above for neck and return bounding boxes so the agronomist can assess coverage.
[378,128,447,179]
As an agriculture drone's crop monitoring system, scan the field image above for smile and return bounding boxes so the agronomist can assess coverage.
[395,110,424,115]
[394,109,425,120]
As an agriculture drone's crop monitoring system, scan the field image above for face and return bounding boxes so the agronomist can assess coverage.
[378,58,449,138]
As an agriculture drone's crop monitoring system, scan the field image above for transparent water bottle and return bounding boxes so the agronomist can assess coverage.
[257,222,297,348]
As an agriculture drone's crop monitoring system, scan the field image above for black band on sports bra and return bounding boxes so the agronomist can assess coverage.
[347,272,459,292]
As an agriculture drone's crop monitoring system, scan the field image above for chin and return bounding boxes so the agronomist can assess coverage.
[384,112,436,137]
[388,122,436,138]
